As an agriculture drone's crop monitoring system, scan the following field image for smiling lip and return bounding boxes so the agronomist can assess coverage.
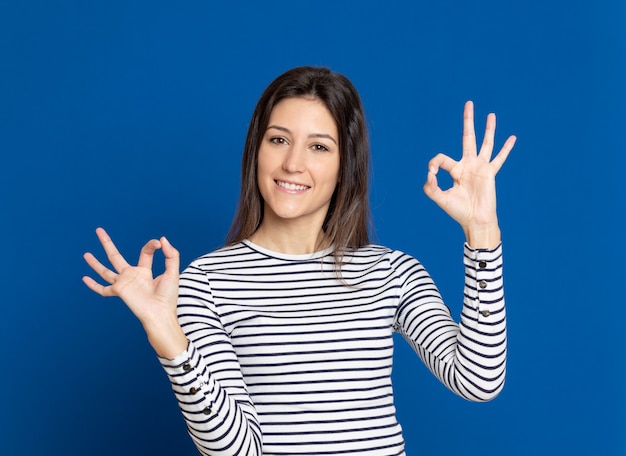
[275,180,310,192]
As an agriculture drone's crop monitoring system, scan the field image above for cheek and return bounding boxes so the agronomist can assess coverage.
[327,158,341,185]
[256,149,273,180]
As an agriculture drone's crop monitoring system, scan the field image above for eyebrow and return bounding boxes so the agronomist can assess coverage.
[266,125,338,145]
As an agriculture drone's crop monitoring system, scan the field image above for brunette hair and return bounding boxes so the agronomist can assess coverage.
[225,66,371,262]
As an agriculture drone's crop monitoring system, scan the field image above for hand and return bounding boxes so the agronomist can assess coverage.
[423,101,516,248]
[82,227,187,357]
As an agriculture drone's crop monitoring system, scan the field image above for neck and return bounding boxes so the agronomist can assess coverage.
[249,219,330,255]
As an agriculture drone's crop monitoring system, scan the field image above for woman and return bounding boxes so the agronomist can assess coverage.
[83,66,516,455]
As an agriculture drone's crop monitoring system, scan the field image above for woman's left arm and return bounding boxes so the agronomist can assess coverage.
[392,246,506,402]
[393,102,515,401]
[423,101,516,249]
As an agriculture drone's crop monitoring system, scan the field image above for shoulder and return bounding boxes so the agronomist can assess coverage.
[344,244,424,272]
[184,242,257,273]
[355,244,420,261]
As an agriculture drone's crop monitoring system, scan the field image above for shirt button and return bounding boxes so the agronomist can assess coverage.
[182,363,191,372]
[479,280,487,289]
[481,310,491,317]
[478,261,487,269]
[203,406,212,415]
[190,387,198,394]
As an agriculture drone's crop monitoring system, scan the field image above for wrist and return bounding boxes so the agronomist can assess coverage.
[144,316,188,359]
[463,223,501,250]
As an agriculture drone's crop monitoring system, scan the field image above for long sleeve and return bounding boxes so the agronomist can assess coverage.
[154,241,504,455]
[392,243,506,401]
[158,263,263,455]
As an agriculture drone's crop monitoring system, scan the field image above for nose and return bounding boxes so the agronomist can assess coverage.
[282,146,305,173]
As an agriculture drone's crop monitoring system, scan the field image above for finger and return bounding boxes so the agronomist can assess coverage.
[137,239,161,269]
[83,251,118,284]
[95,227,130,272]
[424,154,457,204]
[478,113,496,161]
[423,167,444,202]
[423,169,453,210]
[160,236,180,278]
[82,275,115,297]
[428,153,458,174]
[490,135,517,173]
[462,101,477,158]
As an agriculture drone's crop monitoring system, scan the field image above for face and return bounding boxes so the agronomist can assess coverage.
[257,97,340,230]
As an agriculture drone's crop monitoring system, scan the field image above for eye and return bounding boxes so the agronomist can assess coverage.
[311,143,330,152]
[269,136,288,145]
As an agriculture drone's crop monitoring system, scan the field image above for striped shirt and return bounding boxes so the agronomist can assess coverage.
[159,240,506,456]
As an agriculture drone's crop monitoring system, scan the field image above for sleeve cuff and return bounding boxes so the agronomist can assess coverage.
[462,242,505,326]
[157,342,218,417]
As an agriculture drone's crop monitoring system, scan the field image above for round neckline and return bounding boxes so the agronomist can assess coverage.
[242,239,334,261]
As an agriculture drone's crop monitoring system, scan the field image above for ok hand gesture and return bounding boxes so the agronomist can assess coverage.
[82,228,187,358]
[423,101,516,248]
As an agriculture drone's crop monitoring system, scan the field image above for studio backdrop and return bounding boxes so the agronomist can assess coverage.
[1,1,624,455]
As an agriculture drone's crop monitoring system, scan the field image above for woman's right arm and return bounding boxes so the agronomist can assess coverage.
[83,228,262,455]
[159,263,263,455]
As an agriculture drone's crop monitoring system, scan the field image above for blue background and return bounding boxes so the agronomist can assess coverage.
[1,1,624,455]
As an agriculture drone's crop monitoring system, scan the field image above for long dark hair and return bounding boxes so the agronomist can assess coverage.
[226,66,371,263]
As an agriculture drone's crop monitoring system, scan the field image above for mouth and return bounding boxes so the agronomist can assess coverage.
[275,180,310,191]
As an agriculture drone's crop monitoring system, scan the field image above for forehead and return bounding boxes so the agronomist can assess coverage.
[269,97,337,131]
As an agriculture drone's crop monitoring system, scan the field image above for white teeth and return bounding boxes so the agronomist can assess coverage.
[277,181,309,191]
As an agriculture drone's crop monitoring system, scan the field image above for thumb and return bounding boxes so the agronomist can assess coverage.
[161,236,180,276]
[423,167,444,205]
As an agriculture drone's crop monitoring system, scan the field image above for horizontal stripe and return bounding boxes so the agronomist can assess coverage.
[159,241,507,455]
